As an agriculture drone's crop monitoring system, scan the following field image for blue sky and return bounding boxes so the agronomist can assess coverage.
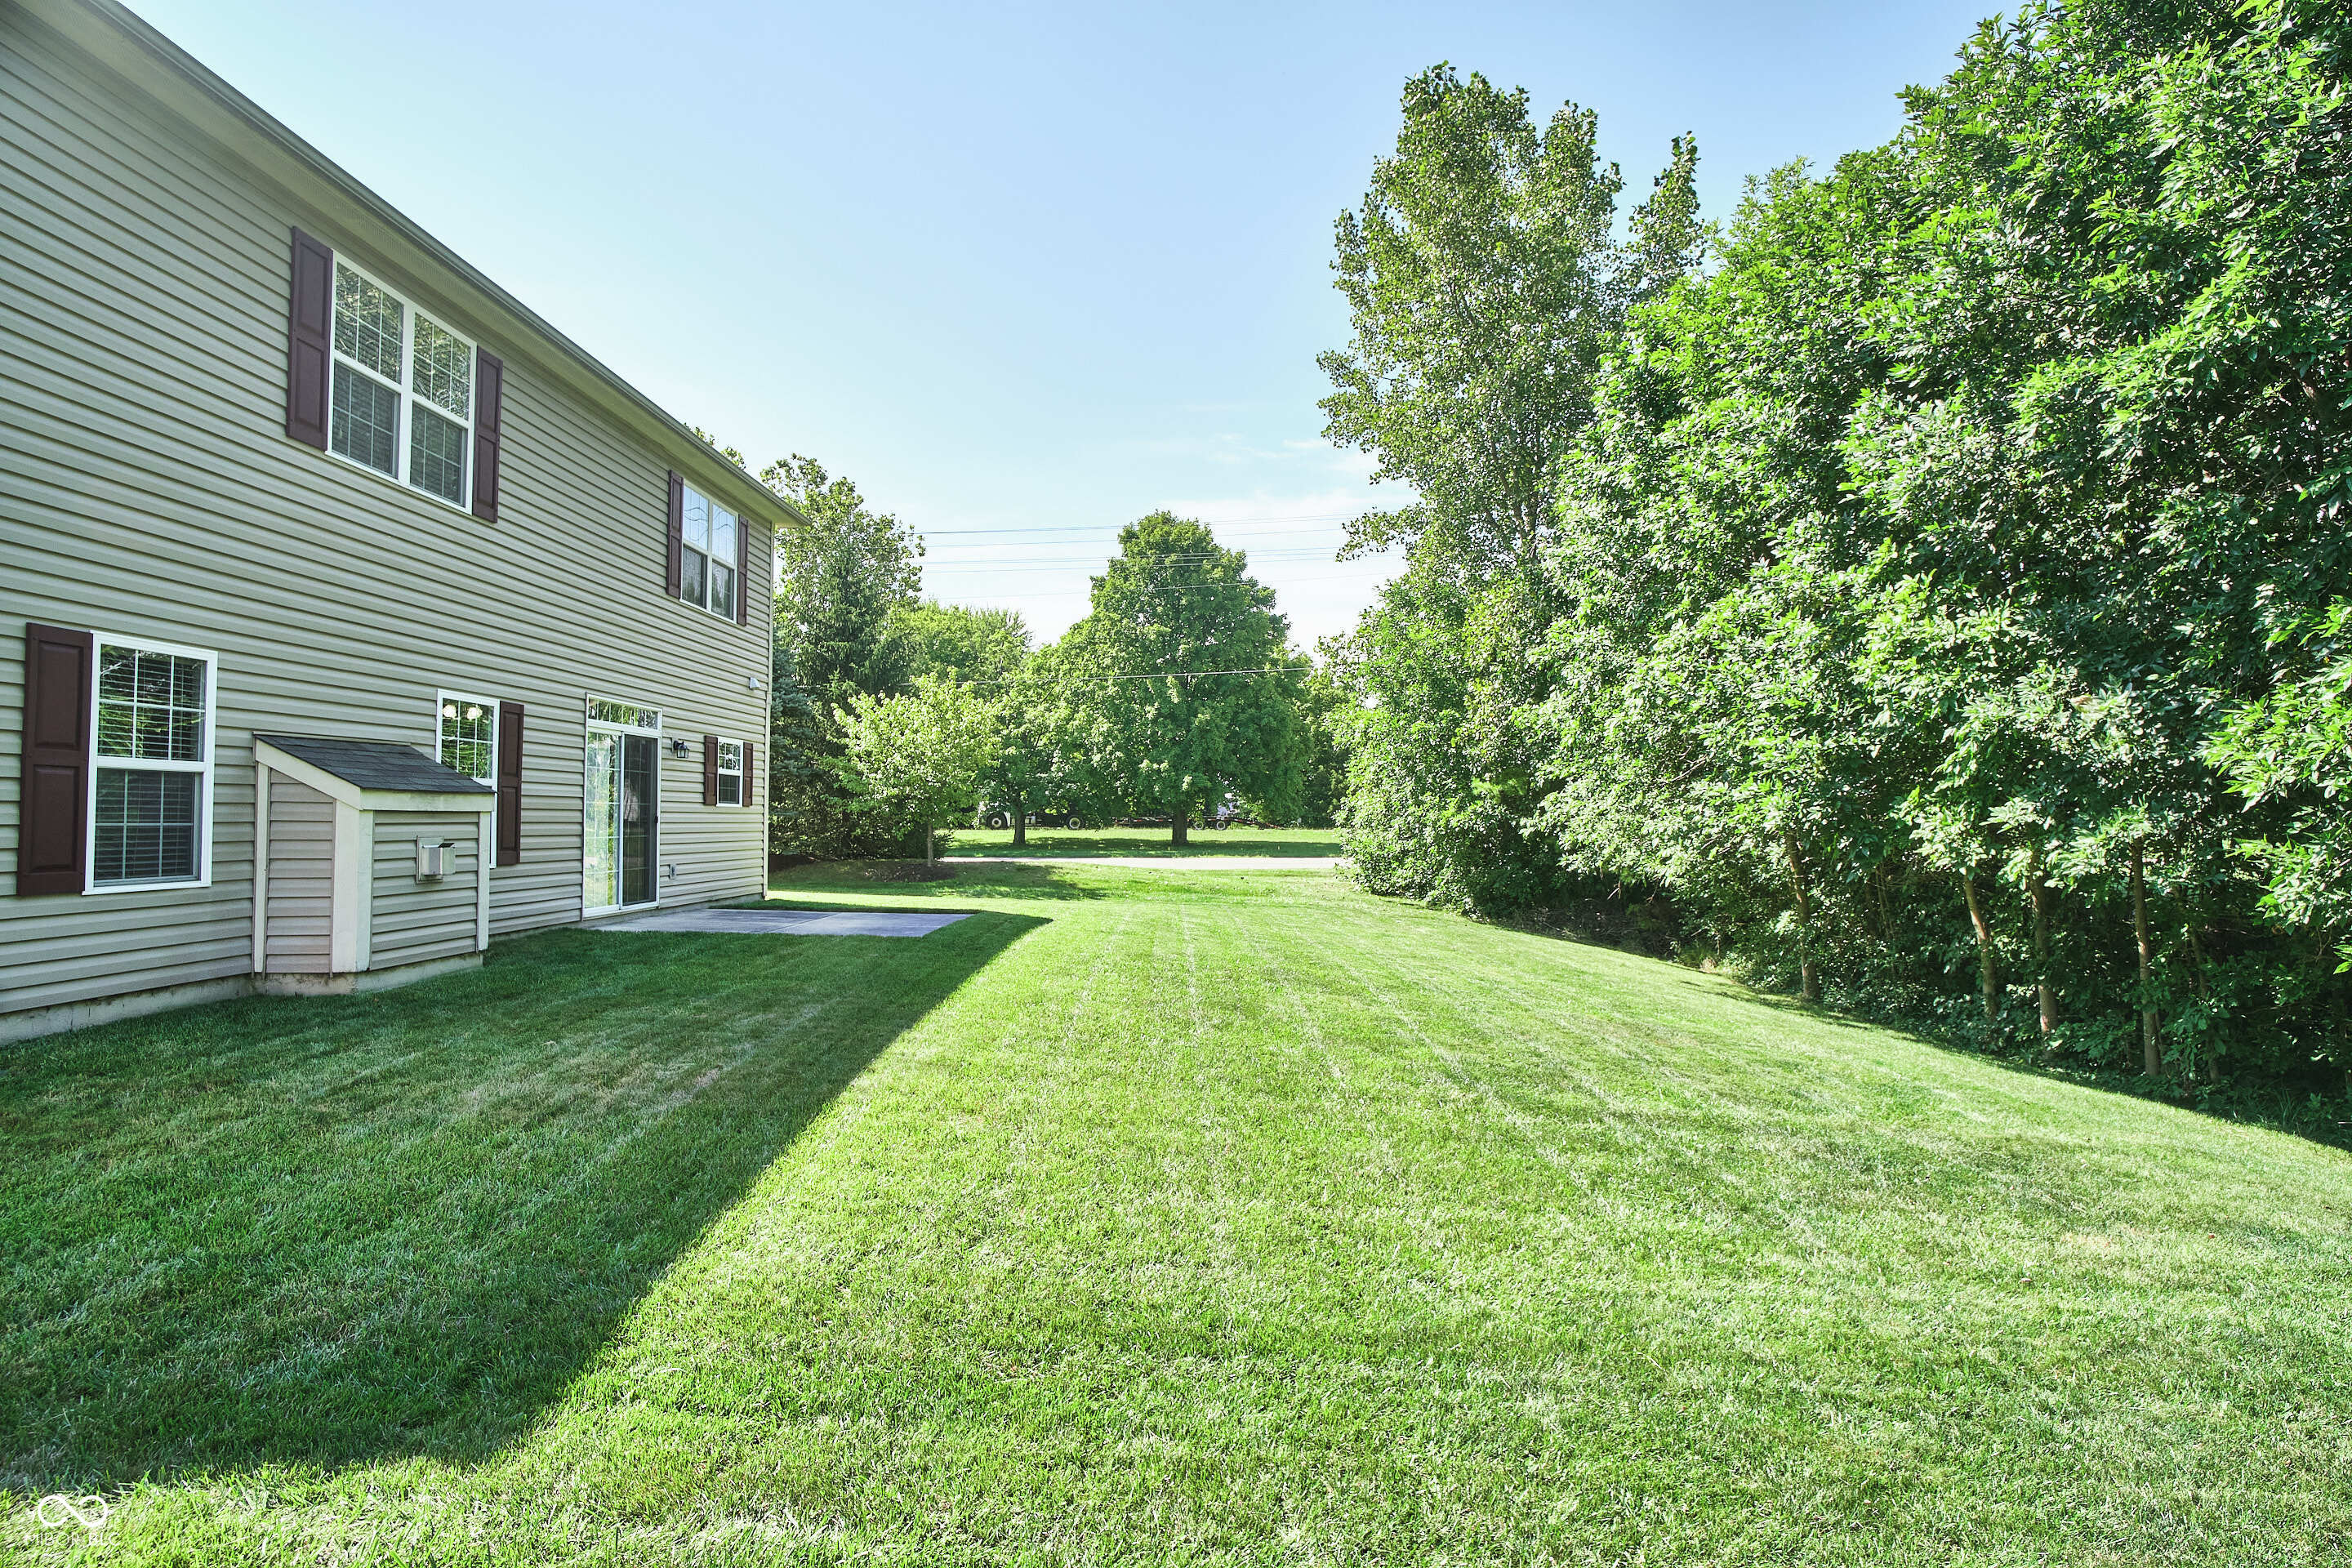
[138,0,1996,646]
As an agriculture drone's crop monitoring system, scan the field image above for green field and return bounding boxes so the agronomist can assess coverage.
[5,860,2349,1564]
[942,824,1341,858]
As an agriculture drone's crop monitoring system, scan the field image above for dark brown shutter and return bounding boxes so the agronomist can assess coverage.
[18,624,95,896]
[742,740,756,808]
[702,734,719,806]
[736,514,751,626]
[471,349,504,522]
[285,229,333,448]
[665,471,684,596]
[495,701,523,866]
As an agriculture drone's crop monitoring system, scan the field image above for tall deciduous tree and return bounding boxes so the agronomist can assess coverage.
[1358,0,2352,1102]
[1319,63,1701,572]
[978,662,1062,849]
[1321,67,1705,911]
[1060,514,1304,844]
[715,452,927,858]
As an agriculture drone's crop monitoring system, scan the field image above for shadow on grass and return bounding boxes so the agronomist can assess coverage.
[0,912,1042,1490]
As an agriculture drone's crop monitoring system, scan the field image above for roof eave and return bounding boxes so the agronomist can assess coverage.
[41,0,810,538]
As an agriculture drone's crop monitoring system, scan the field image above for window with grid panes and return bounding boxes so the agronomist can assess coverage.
[677,484,738,619]
[437,693,497,782]
[329,260,474,507]
[91,639,216,886]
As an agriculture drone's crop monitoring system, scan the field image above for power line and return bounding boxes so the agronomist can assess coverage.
[916,509,1379,538]
[927,545,1343,562]
[925,552,1352,575]
[938,573,1377,602]
[972,666,1315,684]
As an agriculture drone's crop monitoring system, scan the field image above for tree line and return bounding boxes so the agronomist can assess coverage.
[1322,0,2351,1110]
[693,444,1339,859]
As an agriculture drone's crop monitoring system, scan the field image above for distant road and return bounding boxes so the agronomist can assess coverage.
[954,855,1343,871]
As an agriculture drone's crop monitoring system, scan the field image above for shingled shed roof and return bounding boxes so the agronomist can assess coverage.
[255,735,493,795]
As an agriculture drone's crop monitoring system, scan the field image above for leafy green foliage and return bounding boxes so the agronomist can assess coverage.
[1290,647,1349,829]
[1332,3,2352,1098]
[1322,69,1705,911]
[766,455,924,708]
[839,675,1000,862]
[2208,603,2352,960]
[746,455,929,858]
[1056,513,1307,840]
[1321,65,1701,570]
[887,599,1029,688]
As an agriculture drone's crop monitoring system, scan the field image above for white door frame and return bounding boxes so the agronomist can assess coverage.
[581,698,662,916]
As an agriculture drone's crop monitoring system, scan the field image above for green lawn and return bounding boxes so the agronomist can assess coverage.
[5,860,2350,1564]
[942,824,1341,858]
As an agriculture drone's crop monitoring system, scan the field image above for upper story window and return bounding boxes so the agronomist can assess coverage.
[715,740,744,805]
[330,261,474,508]
[679,485,738,619]
[91,636,216,889]
[437,693,497,783]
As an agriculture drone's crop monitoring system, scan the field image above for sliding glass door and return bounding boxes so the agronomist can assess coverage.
[619,733,655,906]
[584,702,661,914]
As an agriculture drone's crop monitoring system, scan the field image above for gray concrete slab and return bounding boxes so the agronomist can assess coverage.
[595,908,970,937]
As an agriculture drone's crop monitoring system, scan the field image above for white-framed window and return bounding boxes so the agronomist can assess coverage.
[88,635,216,891]
[328,256,474,510]
[679,484,738,619]
[436,691,498,783]
[716,739,744,805]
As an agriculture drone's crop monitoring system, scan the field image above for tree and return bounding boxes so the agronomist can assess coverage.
[764,640,834,855]
[1320,63,1702,572]
[766,455,923,708]
[889,600,1029,687]
[839,676,997,864]
[2208,603,2352,973]
[726,453,925,858]
[1319,67,1706,914]
[1058,513,1305,844]
[875,599,1049,844]
[1292,647,1349,830]
[977,661,1062,849]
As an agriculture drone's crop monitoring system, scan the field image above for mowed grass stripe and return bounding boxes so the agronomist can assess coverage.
[1281,880,2352,1551]
[2,862,2349,1563]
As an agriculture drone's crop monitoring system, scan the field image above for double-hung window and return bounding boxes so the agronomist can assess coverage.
[715,740,744,805]
[679,484,738,619]
[91,637,216,889]
[329,259,474,507]
[437,693,497,783]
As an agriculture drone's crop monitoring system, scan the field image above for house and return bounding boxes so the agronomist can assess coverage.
[2,0,800,1040]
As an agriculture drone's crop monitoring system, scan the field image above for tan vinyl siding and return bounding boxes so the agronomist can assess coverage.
[648,732,768,906]
[262,779,332,973]
[0,9,775,1019]
[369,812,478,970]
